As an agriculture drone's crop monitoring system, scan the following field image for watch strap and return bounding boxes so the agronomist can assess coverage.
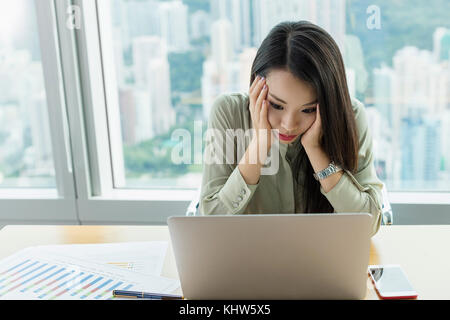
[313,161,342,180]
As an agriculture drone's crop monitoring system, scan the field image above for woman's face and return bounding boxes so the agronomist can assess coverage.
[265,69,318,145]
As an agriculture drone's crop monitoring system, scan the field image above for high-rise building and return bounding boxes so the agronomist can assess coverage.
[202,17,257,120]
[373,36,449,186]
[372,65,397,183]
[423,117,442,183]
[433,27,450,62]
[118,0,190,53]
[252,0,345,50]
[210,0,252,51]
[373,65,394,127]
[132,36,175,138]
[119,0,160,51]
[238,48,257,93]
[365,107,391,182]
[210,19,234,73]
[201,59,220,120]
[345,67,355,98]
[147,57,176,135]
[392,47,448,125]
[201,47,257,120]
[315,0,346,51]
[132,36,167,88]
[190,10,211,40]
[343,35,368,96]
[0,104,24,167]
[401,108,441,187]
[28,89,52,172]
[202,19,234,119]
[442,110,450,179]
[133,89,153,142]
[158,1,190,52]
[0,48,53,176]
[118,87,136,145]
[394,47,446,185]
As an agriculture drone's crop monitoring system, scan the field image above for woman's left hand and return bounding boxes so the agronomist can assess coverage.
[300,103,322,150]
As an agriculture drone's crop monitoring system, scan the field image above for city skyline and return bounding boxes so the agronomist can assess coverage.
[1,0,449,191]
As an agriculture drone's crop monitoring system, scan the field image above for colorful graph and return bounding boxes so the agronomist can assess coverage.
[0,258,134,300]
[0,247,179,300]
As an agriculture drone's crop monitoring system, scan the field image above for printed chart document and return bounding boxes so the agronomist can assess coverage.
[0,245,180,300]
[34,242,169,276]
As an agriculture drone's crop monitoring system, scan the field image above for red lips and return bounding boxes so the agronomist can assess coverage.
[278,133,297,141]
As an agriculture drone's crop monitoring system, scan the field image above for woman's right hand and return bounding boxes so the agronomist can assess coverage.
[238,75,274,183]
[249,75,273,150]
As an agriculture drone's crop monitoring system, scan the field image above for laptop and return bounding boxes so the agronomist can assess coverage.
[167,213,373,300]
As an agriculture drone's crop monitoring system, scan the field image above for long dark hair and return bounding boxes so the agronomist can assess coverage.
[249,21,359,213]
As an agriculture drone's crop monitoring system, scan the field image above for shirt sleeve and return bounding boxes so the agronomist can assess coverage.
[199,94,259,215]
[320,99,383,237]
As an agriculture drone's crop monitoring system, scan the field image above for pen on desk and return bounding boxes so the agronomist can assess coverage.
[113,290,184,300]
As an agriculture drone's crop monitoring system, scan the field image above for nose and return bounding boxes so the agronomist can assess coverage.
[281,115,299,135]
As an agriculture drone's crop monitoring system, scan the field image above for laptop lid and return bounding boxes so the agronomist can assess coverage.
[168,213,372,300]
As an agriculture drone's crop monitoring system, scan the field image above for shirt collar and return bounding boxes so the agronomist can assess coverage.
[280,136,303,161]
[279,141,288,158]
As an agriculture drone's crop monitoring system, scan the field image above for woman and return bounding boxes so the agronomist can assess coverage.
[199,21,383,236]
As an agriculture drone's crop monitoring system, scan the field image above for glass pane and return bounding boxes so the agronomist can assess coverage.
[0,0,56,188]
[101,0,450,191]
[345,0,450,191]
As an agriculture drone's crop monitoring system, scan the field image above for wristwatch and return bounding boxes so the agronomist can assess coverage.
[313,161,342,181]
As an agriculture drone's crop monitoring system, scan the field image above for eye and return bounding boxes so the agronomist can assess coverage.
[302,107,317,114]
[268,101,283,110]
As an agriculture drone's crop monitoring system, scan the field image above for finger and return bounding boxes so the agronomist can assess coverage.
[250,76,266,103]
[249,75,260,98]
[260,99,269,124]
[249,74,260,93]
[255,83,268,114]
[315,103,321,125]
[254,85,267,129]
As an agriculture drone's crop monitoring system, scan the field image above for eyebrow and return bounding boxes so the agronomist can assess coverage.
[269,93,318,107]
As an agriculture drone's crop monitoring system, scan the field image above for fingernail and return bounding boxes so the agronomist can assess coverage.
[260,77,265,82]
[263,84,267,90]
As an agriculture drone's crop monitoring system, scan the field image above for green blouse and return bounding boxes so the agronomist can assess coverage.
[199,92,383,236]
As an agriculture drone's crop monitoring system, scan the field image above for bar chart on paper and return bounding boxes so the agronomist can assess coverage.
[38,242,169,276]
[0,248,179,300]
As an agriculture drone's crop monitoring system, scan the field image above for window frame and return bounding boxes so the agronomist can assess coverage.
[0,0,78,225]
[72,0,450,225]
[1,0,449,227]
[71,0,449,225]
[68,0,195,224]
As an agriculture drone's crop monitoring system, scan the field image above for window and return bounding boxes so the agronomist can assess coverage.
[96,0,450,193]
[346,0,450,191]
[97,0,206,190]
[0,0,56,188]
[1,0,448,226]
[0,0,78,225]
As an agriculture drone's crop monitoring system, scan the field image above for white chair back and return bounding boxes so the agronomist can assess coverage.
[185,184,394,225]
[381,183,394,225]
[185,188,201,216]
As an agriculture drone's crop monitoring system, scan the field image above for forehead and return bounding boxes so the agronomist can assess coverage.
[266,69,316,104]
